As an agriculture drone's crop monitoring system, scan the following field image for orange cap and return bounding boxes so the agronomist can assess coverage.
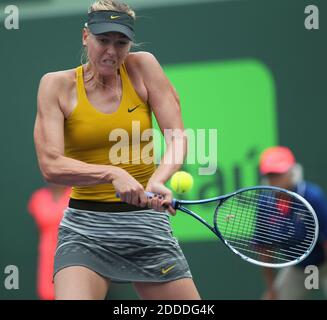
[259,146,295,175]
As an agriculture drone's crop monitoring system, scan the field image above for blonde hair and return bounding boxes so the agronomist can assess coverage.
[88,0,136,19]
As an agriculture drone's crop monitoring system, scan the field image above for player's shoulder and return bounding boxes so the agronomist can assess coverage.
[125,51,160,71]
[38,68,76,93]
[126,51,158,63]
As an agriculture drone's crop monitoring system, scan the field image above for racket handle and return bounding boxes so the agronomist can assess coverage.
[145,192,177,208]
[116,192,176,208]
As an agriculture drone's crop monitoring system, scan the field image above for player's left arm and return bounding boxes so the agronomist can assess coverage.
[136,52,188,212]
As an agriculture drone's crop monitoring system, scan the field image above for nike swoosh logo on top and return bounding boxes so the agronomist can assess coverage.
[161,265,176,275]
[128,105,141,113]
[110,15,120,20]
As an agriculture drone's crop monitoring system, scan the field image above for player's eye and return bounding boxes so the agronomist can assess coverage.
[117,41,128,46]
[96,38,110,45]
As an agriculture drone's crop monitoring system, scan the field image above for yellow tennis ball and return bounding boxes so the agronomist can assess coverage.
[170,171,194,194]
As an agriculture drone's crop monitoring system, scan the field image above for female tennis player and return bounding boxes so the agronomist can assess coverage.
[33,0,200,300]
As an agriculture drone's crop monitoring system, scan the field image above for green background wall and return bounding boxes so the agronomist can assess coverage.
[0,0,325,299]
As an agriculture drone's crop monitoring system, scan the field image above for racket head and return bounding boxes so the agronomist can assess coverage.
[213,186,319,268]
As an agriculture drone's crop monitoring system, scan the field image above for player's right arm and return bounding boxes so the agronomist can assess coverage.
[34,73,146,206]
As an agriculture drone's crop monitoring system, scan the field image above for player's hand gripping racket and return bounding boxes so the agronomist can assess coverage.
[145,186,319,268]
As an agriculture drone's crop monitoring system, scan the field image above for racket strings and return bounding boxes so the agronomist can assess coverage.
[219,190,316,232]
[233,192,315,223]
[220,199,316,244]
[237,193,315,220]
[215,189,317,264]
[220,198,316,236]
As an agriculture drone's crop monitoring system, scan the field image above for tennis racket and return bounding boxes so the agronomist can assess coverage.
[145,186,319,268]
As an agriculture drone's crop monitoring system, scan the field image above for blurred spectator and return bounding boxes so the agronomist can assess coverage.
[28,184,71,300]
[259,146,327,300]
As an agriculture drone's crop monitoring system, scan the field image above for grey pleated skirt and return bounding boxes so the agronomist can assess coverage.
[53,206,192,283]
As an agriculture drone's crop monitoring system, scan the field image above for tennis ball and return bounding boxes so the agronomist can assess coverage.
[170,171,194,194]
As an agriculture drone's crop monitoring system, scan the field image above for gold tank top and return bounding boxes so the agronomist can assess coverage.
[64,64,156,202]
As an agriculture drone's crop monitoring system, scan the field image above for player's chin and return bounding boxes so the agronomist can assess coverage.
[98,62,118,74]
